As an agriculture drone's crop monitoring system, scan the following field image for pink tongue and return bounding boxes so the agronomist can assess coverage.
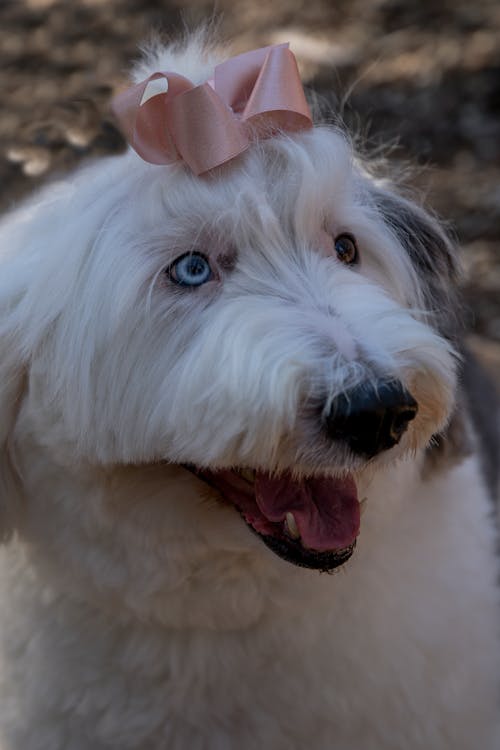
[255,472,360,552]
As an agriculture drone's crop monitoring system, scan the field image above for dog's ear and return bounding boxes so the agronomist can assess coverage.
[369,185,474,471]
[370,186,462,343]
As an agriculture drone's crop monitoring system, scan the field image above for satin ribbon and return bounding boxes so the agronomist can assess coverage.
[111,44,312,175]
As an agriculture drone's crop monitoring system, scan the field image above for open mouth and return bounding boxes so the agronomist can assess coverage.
[188,467,361,572]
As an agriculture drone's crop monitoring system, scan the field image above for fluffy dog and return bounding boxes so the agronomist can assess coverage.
[0,34,499,750]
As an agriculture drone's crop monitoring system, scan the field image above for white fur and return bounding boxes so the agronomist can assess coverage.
[0,36,498,749]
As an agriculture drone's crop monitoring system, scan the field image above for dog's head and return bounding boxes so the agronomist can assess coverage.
[0,36,461,621]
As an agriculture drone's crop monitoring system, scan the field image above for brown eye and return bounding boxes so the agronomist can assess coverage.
[334,234,358,265]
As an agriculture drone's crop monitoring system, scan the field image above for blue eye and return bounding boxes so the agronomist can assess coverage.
[168,252,213,286]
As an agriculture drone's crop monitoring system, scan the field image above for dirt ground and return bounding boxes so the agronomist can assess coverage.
[1,0,500,384]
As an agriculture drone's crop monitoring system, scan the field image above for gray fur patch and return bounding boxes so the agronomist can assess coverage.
[460,348,500,500]
[370,187,477,477]
[370,187,462,343]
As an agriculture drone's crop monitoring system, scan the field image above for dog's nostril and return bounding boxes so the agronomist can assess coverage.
[325,381,418,458]
[391,407,418,437]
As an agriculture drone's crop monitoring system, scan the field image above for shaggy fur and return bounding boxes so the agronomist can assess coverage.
[0,35,499,749]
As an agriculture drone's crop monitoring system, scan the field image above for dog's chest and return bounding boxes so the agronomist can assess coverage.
[0,455,499,749]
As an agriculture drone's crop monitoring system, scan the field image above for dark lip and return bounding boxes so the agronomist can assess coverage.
[246,519,356,572]
[184,464,357,572]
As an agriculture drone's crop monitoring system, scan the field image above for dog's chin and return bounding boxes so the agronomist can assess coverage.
[184,465,361,572]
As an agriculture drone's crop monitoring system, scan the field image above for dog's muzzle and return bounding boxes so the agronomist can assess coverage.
[185,380,417,573]
[324,380,418,458]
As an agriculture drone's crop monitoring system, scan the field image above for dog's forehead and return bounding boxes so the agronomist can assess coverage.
[146,127,356,235]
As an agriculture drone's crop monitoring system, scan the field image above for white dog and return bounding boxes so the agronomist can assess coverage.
[0,34,499,750]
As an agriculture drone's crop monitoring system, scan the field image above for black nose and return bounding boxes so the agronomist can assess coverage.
[325,381,418,458]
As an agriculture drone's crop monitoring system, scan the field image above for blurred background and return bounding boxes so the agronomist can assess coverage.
[1,0,499,384]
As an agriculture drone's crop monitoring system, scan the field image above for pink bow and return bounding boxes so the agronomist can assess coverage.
[111,44,312,175]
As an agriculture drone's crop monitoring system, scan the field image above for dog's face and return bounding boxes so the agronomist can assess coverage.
[0,41,460,623]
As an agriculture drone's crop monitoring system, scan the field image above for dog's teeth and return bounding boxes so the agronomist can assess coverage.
[284,512,300,540]
[359,497,368,516]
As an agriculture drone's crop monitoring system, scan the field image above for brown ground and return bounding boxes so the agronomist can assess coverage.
[1,0,500,383]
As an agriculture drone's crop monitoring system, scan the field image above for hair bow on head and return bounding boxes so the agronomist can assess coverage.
[111,44,313,176]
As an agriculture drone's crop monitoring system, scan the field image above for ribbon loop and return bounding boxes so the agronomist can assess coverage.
[111,44,312,175]
[169,83,250,175]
